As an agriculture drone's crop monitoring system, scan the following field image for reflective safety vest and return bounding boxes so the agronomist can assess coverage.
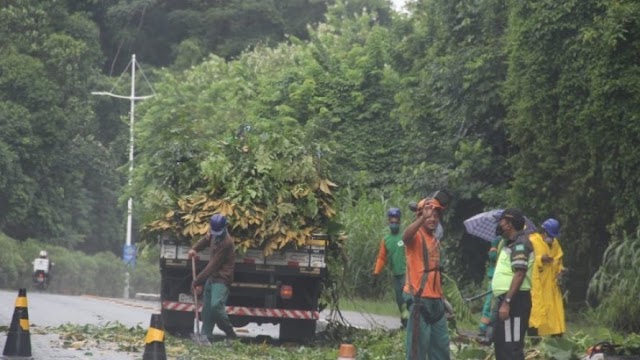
[491,242,533,296]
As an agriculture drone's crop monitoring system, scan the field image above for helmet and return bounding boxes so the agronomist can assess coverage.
[429,190,452,209]
[499,208,525,231]
[39,250,48,258]
[387,207,401,219]
[541,218,560,238]
[210,214,227,236]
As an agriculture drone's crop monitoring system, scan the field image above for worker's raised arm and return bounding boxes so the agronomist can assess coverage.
[403,211,428,245]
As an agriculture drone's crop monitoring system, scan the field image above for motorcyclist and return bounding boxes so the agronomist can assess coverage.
[32,250,54,287]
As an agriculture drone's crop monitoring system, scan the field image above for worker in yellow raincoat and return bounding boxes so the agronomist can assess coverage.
[529,218,566,336]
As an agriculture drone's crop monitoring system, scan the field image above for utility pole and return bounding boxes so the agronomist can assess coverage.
[92,54,155,298]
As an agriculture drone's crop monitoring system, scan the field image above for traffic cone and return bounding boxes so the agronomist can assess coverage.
[142,314,167,360]
[338,343,356,360]
[3,288,32,357]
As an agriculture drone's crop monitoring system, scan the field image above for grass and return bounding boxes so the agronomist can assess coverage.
[45,300,640,360]
[48,322,401,360]
[46,315,640,360]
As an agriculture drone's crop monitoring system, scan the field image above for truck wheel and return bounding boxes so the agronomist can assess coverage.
[162,309,194,338]
[279,319,316,343]
[229,316,250,328]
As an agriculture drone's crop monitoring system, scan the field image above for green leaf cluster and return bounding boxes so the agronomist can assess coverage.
[0,0,122,252]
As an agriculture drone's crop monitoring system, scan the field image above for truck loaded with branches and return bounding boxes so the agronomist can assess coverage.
[141,124,342,342]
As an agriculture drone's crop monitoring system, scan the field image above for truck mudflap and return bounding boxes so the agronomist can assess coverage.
[162,301,320,320]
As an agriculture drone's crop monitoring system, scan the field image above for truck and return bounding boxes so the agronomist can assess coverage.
[158,232,329,342]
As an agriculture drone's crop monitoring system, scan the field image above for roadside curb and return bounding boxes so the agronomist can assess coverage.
[134,293,161,301]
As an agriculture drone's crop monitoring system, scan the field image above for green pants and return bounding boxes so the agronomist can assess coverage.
[404,296,450,360]
[479,282,493,332]
[201,282,234,338]
[395,275,409,326]
[394,274,406,313]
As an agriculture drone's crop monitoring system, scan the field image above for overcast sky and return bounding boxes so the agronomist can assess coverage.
[391,0,407,11]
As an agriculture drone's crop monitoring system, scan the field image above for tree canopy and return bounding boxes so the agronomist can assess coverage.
[2,0,640,328]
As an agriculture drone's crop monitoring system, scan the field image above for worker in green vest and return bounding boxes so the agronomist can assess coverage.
[373,207,409,327]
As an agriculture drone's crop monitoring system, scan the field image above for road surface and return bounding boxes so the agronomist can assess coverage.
[0,289,399,359]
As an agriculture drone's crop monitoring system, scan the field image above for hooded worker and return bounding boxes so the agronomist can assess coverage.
[529,218,566,336]
[373,207,409,327]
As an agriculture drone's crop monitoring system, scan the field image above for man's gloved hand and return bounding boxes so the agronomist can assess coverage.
[191,281,203,295]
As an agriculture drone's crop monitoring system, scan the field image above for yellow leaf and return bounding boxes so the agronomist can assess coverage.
[318,180,330,194]
[178,199,189,211]
[70,341,85,350]
[182,223,200,237]
[324,206,336,218]
[203,199,221,211]
[195,223,208,235]
[193,195,208,206]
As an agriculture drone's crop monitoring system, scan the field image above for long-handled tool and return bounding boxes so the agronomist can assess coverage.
[464,290,492,302]
[191,257,207,344]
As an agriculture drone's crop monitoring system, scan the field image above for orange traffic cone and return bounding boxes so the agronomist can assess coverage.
[142,314,167,360]
[338,343,356,360]
[3,288,32,357]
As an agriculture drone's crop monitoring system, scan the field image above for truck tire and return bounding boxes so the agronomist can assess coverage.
[162,309,194,338]
[279,318,316,343]
[229,315,250,328]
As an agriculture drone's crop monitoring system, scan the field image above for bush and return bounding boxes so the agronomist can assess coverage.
[333,186,414,300]
[0,231,160,298]
[130,246,160,295]
[0,233,25,289]
[587,231,640,332]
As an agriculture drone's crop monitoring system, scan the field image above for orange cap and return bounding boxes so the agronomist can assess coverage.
[417,198,445,211]
[338,343,356,358]
[427,198,445,209]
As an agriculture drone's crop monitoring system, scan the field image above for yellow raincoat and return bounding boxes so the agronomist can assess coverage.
[529,232,566,336]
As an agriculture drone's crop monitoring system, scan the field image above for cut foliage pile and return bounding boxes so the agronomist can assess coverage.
[143,129,339,254]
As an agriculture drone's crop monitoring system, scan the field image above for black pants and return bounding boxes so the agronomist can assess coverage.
[492,291,531,360]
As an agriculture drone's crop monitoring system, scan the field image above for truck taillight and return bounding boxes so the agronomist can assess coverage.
[280,285,293,299]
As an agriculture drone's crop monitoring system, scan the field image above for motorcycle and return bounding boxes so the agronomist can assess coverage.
[33,270,48,290]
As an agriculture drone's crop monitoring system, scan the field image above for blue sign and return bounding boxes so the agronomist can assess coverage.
[123,244,136,268]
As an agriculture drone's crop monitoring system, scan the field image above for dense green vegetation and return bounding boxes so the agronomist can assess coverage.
[1,0,640,335]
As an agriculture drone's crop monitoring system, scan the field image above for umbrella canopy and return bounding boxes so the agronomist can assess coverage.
[463,209,537,242]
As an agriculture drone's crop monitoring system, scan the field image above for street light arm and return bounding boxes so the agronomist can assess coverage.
[91,91,154,100]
